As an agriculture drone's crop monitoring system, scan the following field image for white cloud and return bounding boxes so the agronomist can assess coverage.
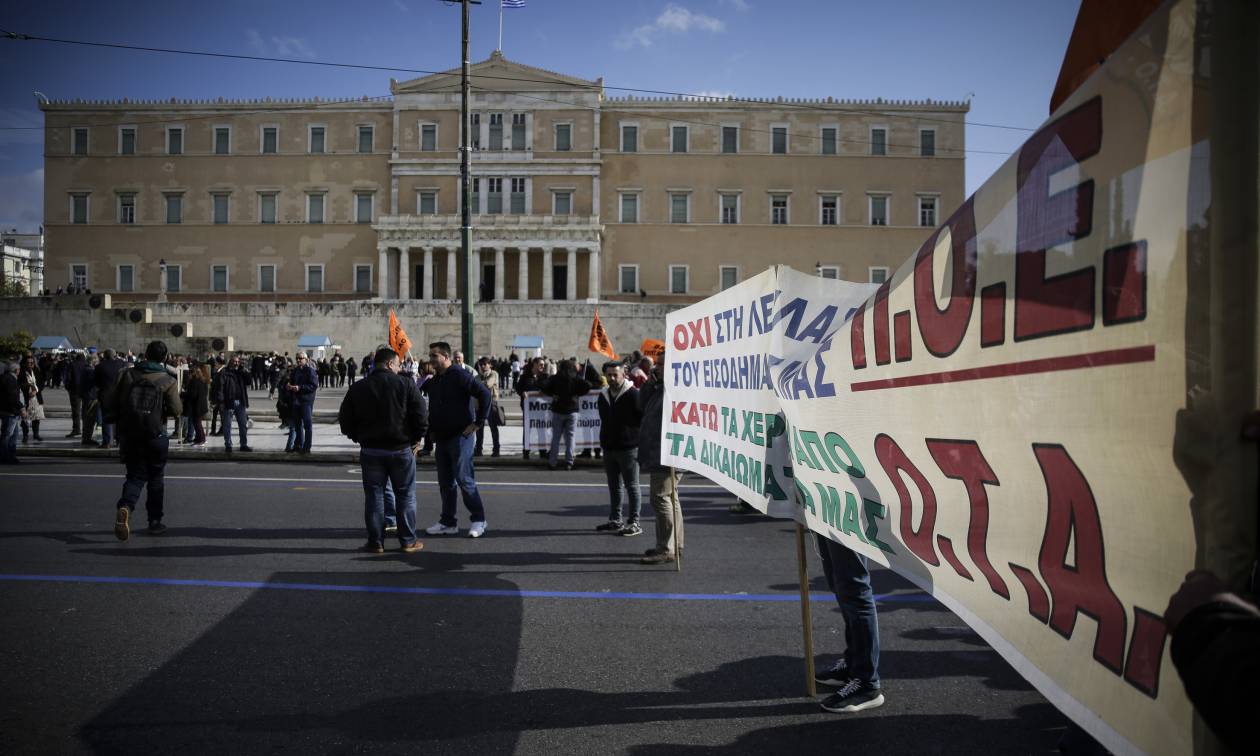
[691,90,735,100]
[246,28,316,59]
[616,4,726,49]
[0,168,44,232]
[718,0,750,11]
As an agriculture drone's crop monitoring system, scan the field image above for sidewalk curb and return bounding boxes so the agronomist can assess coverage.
[13,446,606,469]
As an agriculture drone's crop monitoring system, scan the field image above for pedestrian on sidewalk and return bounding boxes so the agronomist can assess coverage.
[77,353,100,446]
[421,342,491,539]
[338,346,427,554]
[94,349,125,448]
[286,351,318,454]
[513,357,548,459]
[543,359,592,471]
[214,354,252,452]
[18,354,44,444]
[184,362,210,446]
[638,356,683,565]
[596,361,643,536]
[209,357,224,437]
[104,340,181,540]
[474,358,502,457]
[64,353,84,438]
[0,359,24,464]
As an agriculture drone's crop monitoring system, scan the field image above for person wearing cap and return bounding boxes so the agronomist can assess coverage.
[103,340,182,539]
[286,351,318,454]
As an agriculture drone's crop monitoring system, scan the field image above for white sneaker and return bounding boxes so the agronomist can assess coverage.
[424,522,459,535]
[469,521,487,538]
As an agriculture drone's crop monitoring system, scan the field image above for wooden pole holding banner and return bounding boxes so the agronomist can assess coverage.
[673,469,682,572]
[796,522,816,697]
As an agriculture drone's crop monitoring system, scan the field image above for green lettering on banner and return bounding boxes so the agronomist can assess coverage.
[765,414,786,448]
[749,459,763,495]
[800,430,839,473]
[792,428,819,470]
[700,439,712,466]
[863,498,894,553]
[735,453,748,488]
[725,408,738,437]
[795,477,815,514]
[742,411,765,446]
[683,435,696,460]
[842,491,870,544]
[666,432,684,456]
[764,464,787,501]
[825,432,866,478]
[816,482,841,528]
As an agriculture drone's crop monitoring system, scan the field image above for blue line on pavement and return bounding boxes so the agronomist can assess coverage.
[0,573,937,604]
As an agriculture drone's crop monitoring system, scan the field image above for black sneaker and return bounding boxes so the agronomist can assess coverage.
[619,522,643,537]
[239,445,253,452]
[596,520,624,532]
[148,521,168,536]
[819,679,884,713]
[384,524,398,534]
[815,658,850,686]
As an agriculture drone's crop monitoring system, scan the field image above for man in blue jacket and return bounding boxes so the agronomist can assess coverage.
[421,341,491,538]
[285,351,318,454]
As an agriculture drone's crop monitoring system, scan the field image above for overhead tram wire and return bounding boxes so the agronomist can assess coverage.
[0,29,1037,134]
[468,85,1018,156]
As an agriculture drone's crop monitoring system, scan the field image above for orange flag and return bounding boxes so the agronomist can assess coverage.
[388,309,412,357]
[588,307,617,360]
[639,338,665,362]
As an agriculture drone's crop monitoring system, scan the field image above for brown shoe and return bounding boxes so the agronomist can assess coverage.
[114,506,130,541]
[400,541,424,553]
[640,551,676,565]
[361,542,385,554]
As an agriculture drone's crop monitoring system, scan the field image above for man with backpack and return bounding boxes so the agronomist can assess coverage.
[103,340,182,540]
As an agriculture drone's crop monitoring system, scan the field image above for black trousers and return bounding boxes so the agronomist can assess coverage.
[116,435,170,522]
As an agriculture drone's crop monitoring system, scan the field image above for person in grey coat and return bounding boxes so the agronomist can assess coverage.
[636,355,682,565]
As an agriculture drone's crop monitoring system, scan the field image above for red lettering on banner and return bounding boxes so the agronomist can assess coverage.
[980,282,1007,348]
[926,439,1011,600]
[1009,564,1051,622]
[1123,608,1167,698]
[670,401,687,425]
[874,434,940,566]
[1034,443,1127,674]
[672,317,713,351]
[1102,240,1147,325]
[850,304,868,370]
[670,401,718,431]
[1014,96,1103,342]
[914,198,978,357]
[894,312,913,362]
[936,536,973,580]
[872,281,893,366]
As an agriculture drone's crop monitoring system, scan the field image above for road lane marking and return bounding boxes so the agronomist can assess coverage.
[0,471,727,490]
[0,573,935,604]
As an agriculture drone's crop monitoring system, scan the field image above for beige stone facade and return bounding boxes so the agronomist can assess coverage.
[40,52,966,304]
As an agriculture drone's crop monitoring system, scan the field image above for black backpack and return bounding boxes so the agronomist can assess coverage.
[123,373,172,439]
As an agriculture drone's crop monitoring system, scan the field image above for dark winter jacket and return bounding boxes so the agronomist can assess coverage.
[421,366,491,441]
[1170,597,1260,755]
[338,369,428,451]
[102,361,182,436]
[215,366,250,406]
[75,361,98,401]
[0,371,22,416]
[94,358,125,397]
[289,364,318,405]
[184,376,210,418]
[597,381,641,450]
[636,377,666,472]
[543,374,593,415]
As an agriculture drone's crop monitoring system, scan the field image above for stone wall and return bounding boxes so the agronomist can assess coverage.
[0,296,681,360]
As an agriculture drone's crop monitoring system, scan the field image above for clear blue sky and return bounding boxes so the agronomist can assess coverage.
[0,0,1081,233]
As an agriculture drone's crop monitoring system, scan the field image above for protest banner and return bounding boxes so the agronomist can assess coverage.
[521,391,602,452]
[660,2,1250,753]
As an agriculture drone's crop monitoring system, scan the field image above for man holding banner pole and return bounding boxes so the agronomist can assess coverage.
[814,533,884,712]
[637,356,682,566]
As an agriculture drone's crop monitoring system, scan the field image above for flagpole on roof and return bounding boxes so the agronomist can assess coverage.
[498,0,503,52]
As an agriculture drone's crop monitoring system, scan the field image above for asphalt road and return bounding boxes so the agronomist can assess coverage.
[0,459,1069,755]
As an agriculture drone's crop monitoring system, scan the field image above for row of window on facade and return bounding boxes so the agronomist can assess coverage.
[73,262,373,295]
[66,118,937,157]
[69,123,379,157]
[69,186,938,228]
[614,263,889,297]
[67,191,377,225]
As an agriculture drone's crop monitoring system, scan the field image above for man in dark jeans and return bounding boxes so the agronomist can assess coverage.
[338,346,427,554]
[814,535,885,713]
[104,340,181,540]
[77,353,100,446]
[421,341,491,539]
[93,349,125,448]
[595,360,642,536]
[214,354,252,452]
[286,351,318,454]
[64,353,84,438]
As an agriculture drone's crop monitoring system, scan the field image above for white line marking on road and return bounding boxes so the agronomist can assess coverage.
[0,471,726,490]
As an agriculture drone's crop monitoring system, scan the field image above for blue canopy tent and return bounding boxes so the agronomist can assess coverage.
[31,336,74,351]
[297,335,333,358]
[508,335,544,357]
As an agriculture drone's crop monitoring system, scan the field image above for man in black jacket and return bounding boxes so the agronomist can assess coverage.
[596,361,643,536]
[0,359,23,464]
[77,353,100,446]
[93,349,125,448]
[214,354,252,452]
[421,341,491,538]
[339,347,428,553]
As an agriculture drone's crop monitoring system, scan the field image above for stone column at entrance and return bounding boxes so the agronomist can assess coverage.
[446,249,457,300]
[399,248,411,300]
[587,247,601,302]
[517,248,529,301]
[422,247,433,300]
[566,248,578,301]
[378,245,389,299]
[472,248,482,301]
[542,248,553,300]
[494,247,506,301]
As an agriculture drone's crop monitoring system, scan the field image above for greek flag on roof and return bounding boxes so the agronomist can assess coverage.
[503,0,525,7]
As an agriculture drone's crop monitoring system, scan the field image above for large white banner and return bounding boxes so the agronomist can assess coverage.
[521,391,602,451]
[661,2,1225,753]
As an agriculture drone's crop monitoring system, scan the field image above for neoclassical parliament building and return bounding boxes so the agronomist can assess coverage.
[40,52,967,304]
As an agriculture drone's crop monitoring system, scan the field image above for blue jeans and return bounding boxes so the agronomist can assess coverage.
[222,400,248,449]
[435,433,486,527]
[0,413,19,462]
[548,412,577,467]
[293,402,313,452]
[360,448,417,546]
[384,483,397,528]
[817,534,880,688]
[102,421,116,447]
[603,447,641,523]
